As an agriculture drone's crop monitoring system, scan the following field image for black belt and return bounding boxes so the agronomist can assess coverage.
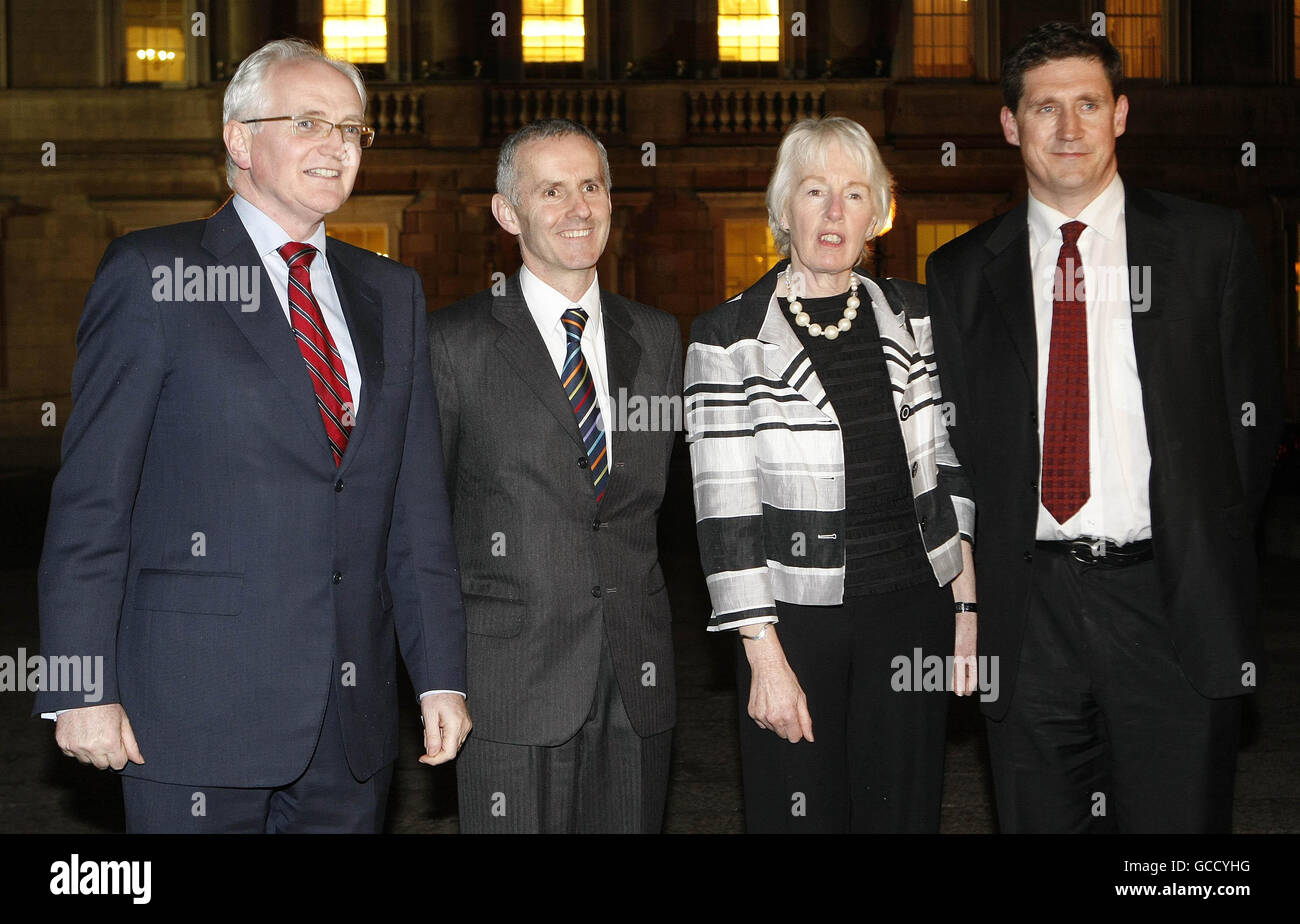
[1035,537,1153,567]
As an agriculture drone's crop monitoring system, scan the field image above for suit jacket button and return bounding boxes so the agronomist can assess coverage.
[1023,551,1032,563]
[335,479,344,493]
[332,571,343,584]
[1029,481,1037,490]
[920,516,928,531]
[578,457,588,468]
[591,585,602,598]
[592,518,601,531]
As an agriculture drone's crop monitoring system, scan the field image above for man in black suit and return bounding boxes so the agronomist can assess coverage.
[36,39,469,832]
[925,22,1280,832]
[428,120,680,832]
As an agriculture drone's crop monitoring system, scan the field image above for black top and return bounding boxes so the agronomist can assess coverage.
[780,291,934,596]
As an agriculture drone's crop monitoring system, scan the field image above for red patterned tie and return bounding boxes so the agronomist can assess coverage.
[278,242,354,466]
[1041,220,1089,523]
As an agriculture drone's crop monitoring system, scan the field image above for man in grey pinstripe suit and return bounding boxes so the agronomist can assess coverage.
[428,120,681,832]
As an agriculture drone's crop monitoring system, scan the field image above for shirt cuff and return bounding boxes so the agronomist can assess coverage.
[710,615,779,633]
[417,689,466,701]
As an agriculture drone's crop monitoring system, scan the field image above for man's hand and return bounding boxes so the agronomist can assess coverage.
[417,693,472,766]
[54,704,144,770]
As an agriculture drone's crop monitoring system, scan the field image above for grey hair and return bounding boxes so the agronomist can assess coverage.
[222,38,368,189]
[496,119,613,206]
[766,116,895,259]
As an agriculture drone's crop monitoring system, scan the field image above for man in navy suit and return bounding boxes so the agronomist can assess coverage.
[926,23,1280,832]
[35,39,469,833]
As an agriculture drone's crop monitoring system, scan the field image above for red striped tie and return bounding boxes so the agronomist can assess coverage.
[278,242,354,466]
[1041,220,1090,523]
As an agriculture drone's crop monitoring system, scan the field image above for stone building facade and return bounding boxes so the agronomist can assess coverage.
[1,0,1297,465]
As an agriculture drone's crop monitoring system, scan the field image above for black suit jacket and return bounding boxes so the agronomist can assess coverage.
[427,274,681,745]
[926,186,1281,720]
[36,200,467,785]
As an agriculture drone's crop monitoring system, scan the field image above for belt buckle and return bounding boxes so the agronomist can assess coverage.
[1069,538,1106,565]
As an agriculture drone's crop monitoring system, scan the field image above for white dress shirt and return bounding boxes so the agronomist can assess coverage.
[519,264,615,464]
[232,194,363,415]
[1029,174,1153,544]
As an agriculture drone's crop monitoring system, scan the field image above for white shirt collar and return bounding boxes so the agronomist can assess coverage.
[1027,173,1125,250]
[231,193,330,261]
[519,263,602,333]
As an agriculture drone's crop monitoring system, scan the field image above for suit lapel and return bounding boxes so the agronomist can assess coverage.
[328,245,384,478]
[751,260,836,424]
[202,202,333,459]
[1124,187,1175,457]
[867,275,922,419]
[600,292,643,506]
[982,203,1037,387]
[492,274,586,449]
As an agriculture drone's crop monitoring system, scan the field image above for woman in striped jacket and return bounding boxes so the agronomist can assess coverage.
[685,116,979,832]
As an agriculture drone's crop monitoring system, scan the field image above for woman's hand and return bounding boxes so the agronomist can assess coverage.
[742,628,815,742]
[951,537,978,696]
[953,612,978,696]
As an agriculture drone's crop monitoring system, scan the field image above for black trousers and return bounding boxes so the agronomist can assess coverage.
[986,549,1243,833]
[736,580,952,833]
[121,677,393,833]
[456,633,672,833]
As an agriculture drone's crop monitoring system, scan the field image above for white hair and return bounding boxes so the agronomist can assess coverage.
[766,116,895,260]
[222,39,367,189]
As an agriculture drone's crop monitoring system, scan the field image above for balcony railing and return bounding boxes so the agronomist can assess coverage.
[2,82,1293,153]
[370,88,424,137]
[487,86,625,136]
[686,86,824,134]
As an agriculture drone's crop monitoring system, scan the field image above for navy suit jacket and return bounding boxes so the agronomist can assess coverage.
[926,187,1282,721]
[36,199,467,787]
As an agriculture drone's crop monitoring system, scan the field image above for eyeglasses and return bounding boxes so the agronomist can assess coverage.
[240,115,376,149]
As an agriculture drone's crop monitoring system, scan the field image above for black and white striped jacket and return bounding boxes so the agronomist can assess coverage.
[685,260,975,631]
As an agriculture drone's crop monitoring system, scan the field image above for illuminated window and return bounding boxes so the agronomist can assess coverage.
[1293,222,1299,352]
[724,218,782,297]
[329,223,391,259]
[915,221,973,283]
[913,0,972,78]
[323,0,387,65]
[523,0,585,64]
[1294,1,1299,80]
[1105,0,1163,79]
[718,0,779,63]
[125,0,185,83]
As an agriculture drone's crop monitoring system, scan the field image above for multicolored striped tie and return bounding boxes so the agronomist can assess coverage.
[561,307,608,502]
[278,242,354,466]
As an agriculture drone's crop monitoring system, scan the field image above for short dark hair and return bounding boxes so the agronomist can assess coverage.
[496,119,612,205]
[1000,21,1123,111]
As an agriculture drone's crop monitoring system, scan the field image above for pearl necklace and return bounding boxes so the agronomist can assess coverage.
[784,267,860,341]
